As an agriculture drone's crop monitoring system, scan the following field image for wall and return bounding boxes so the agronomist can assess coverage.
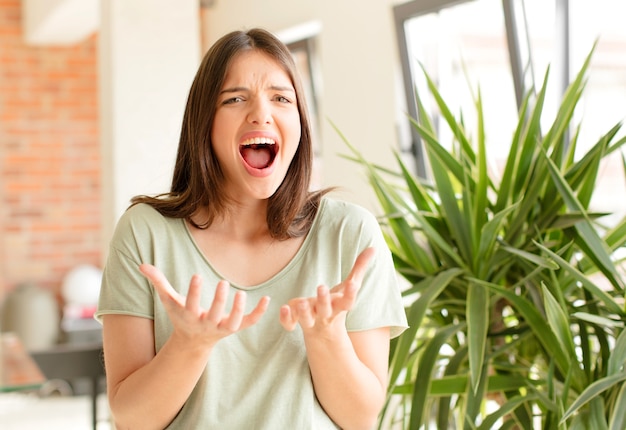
[98,0,201,254]
[0,0,406,301]
[0,0,100,299]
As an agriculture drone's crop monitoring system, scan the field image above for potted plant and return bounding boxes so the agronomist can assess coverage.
[341,46,626,429]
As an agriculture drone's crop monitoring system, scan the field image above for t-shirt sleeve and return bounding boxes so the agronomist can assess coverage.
[344,205,409,339]
[94,206,156,323]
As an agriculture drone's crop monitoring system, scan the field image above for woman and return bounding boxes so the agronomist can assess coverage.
[96,28,407,429]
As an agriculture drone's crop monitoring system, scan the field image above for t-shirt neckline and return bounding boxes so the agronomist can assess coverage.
[180,198,328,290]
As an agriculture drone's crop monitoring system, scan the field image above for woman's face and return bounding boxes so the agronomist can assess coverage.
[211,49,301,203]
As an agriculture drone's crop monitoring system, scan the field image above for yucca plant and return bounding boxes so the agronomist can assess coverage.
[340,46,626,429]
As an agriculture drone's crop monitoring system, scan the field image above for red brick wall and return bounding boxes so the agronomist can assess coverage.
[0,0,101,301]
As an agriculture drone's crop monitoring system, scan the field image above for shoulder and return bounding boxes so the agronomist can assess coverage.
[114,203,165,233]
[110,203,178,249]
[314,197,382,243]
[318,197,379,226]
[123,202,165,220]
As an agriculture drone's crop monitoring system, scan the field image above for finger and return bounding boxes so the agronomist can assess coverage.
[279,305,297,331]
[241,296,271,329]
[185,274,203,313]
[206,280,230,323]
[331,281,359,312]
[221,291,247,332]
[296,300,315,328]
[139,264,184,307]
[346,247,376,284]
[329,247,375,295]
[315,285,332,319]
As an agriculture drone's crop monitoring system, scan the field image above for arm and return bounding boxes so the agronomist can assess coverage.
[102,313,212,430]
[305,326,390,429]
[103,269,269,430]
[279,248,390,429]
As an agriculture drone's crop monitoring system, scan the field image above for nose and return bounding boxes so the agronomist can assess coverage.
[246,98,272,125]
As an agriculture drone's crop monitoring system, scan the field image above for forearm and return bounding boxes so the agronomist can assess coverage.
[109,336,212,430]
[279,249,389,428]
[304,331,387,430]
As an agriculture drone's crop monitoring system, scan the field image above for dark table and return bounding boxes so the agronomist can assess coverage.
[30,341,106,430]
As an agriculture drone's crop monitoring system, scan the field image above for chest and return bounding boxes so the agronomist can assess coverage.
[188,228,305,287]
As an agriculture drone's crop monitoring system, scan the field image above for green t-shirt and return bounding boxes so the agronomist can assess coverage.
[96,197,408,429]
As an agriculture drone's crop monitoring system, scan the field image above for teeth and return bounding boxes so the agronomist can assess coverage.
[241,137,276,146]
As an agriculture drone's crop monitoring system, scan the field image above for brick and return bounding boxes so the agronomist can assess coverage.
[0,0,101,298]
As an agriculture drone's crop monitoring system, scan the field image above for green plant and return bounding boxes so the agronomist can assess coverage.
[341,46,626,429]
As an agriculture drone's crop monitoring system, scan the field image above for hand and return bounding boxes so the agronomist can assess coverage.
[139,264,270,346]
[279,247,375,334]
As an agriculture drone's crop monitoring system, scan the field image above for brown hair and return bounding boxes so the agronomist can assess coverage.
[131,28,329,239]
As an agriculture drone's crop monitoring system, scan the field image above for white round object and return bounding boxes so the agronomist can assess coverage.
[61,264,103,306]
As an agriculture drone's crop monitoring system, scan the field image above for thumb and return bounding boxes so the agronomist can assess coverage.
[346,247,375,285]
[331,247,376,294]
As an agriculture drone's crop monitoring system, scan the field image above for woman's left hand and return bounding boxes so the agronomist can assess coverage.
[279,247,375,334]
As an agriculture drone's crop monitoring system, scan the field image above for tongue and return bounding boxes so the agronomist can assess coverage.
[241,146,272,169]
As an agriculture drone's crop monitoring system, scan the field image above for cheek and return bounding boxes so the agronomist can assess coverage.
[208,140,235,178]
[210,115,225,146]
[210,117,235,160]
[284,118,302,155]
[283,136,301,164]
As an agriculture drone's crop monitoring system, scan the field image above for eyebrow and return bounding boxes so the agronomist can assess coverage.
[219,85,295,95]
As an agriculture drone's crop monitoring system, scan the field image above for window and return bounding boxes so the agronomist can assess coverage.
[279,22,324,189]
[394,0,626,225]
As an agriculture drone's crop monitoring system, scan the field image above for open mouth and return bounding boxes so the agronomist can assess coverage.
[240,137,278,169]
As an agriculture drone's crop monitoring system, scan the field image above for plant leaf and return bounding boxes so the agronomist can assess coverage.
[609,379,626,430]
[608,329,626,376]
[477,395,537,430]
[500,244,560,270]
[389,268,465,387]
[541,148,625,291]
[561,372,626,423]
[572,312,624,329]
[467,282,489,392]
[474,278,572,378]
[533,242,624,315]
[410,323,465,428]
[542,283,578,364]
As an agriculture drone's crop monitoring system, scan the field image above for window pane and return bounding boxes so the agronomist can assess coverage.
[288,40,323,189]
[402,0,625,226]
[405,0,518,162]
[569,0,626,225]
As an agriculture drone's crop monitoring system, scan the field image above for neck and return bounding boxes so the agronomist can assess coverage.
[196,199,272,243]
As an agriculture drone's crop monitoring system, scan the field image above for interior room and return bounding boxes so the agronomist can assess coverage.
[1,0,625,428]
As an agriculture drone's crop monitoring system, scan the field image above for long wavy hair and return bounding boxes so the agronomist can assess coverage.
[131,28,329,239]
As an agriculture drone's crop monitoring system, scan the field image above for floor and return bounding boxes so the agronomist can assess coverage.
[0,391,111,430]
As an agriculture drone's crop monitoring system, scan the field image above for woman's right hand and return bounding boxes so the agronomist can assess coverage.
[139,264,270,347]
[104,267,269,429]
